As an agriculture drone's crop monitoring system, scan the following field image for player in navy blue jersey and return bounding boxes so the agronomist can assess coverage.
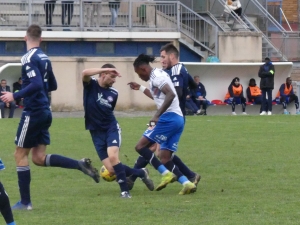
[0,25,99,210]
[127,44,200,190]
[82,64,154,198]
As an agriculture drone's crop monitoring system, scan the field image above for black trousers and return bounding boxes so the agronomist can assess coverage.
[44,1,56,26]
[61,1,74,25]
[232,7,242,17]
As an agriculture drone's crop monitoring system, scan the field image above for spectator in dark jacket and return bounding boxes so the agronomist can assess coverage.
[258,57,275,115]
[13,77,22,106]
[192,75,207,115]
[186,88,200,115]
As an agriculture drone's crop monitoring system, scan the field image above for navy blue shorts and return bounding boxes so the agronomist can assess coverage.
[15,109,52,148]
[89,124,121,161]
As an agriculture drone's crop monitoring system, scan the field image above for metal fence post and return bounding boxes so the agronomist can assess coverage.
[215,25,218,58]
[28,0,32,25]
[129,0,132,31]
[80,0,84,31]
[177,2,180,32]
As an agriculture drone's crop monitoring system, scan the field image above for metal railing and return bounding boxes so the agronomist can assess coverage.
[0,0,218,55]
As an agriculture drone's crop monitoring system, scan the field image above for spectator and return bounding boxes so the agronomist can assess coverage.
[85,1,102,29]
[186,88,200,115]
[246,78,264,113]
[224,77,247,115]
[0,79,16,118]
[192,75,207,115]
[61,1,74,29]
[258,57,275,115]
[231,0,242,18]
[44,0,56,30]
[275,77,300,115]
[13,77,22,106]
[109,0,121,27]
[223,0,233,23]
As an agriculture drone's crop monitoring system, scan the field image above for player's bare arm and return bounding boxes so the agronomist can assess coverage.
[128,82,153,99]
[150,83,175,123]
[82,68,121,83]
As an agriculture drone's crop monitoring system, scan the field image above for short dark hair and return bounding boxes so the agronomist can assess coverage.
[18,77,22,81]
[26,24,42,41]
[265,57,270,61]
[194,75,199,79]
[101,63,115,69]
[133,54,155,67]
[160,43,179,58]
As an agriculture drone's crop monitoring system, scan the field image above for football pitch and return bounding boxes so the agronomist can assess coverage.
[1,115,300,225]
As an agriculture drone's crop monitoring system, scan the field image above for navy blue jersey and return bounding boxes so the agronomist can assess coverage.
[169,63,192,115]
[83,78,118,130]
[14,47,57,111]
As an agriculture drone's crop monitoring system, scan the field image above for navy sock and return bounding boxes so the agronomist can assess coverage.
[172,155,195,179]
[17,166,31,205]
[283,102,287,109]
[0,182,15,224]
[232,102,236,112]
[123,164,144,178]
[113,163,129,193]
[130,156,149,182]
[45,154,80,169]
[138,147,164,171]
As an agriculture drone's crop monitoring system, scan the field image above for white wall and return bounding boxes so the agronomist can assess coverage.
[184,62,293,101]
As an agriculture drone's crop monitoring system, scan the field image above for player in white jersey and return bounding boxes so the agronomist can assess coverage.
[130,54,196,195]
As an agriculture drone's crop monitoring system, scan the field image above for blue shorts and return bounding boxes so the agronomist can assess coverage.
[89,124,121,161]
[143,112,184,152]
[15,109,52,148]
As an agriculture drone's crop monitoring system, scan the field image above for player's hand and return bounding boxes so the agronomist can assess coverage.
[186,95,190,99]
[128,82,140,90]
[0,92,14,103]
[198,96,204,100]
[149,116,159,127]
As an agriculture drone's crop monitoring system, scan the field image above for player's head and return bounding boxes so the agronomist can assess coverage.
[264,57,271,64]
[25,24,42,44]
[231,77,240,86]
[133,54,155,81]
[194,75,200,84]
[286,77,292,85]
[249,78,256,87]
[99,64,118,88]
[160,43,179,69]
[1,79,7,88]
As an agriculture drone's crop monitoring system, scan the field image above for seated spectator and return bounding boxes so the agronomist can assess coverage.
[224,77,247,115]
[186,88,201,116]
[275,77,300,115]
[192,75,207,115]
[0,79,16,118]
[13,77,22,106]
[246,78,264,113]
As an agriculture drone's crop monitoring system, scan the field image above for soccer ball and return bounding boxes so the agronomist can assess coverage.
[99,165,116,182]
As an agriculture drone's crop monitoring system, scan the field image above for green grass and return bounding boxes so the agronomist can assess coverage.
[1,115,300,225]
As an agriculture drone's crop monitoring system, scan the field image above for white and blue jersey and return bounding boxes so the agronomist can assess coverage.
[143,68,184,152]
[83,78,121,160]
[14,47,57,148]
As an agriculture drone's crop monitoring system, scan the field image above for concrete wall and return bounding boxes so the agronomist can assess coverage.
[218,32,262,62]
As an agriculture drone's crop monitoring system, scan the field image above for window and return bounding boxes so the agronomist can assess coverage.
[96,42,114,54]
[146,47,153,55]
[5,42,25,54]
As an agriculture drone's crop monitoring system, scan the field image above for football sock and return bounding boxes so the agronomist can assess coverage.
[242,103,246,112]
[130,156,149,182]
[172,155,195,179]
[295,102,299,110]
[123,164,145,178]
[113,163,129,193]
[0,182,15,224]
[45,154,80,169]
[17,166,31,205]
[138,147,169,175]
[164,161,189,185]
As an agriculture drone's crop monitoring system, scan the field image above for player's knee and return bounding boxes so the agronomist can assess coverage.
[135,144,142,152]
[108,155,119,166]
[32,153,46,166]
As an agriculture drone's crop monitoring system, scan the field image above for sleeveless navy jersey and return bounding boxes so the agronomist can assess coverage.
[14,47,57,111]
[83,78,118,130]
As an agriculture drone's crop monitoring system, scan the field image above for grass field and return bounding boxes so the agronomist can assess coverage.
[1,115,300,225]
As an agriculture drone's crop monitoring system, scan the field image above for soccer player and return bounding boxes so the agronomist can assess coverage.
[0,25,99,210]
[127,44,200,190]
[130,54,196,195]
[82,64,154,198]
[0,160,16,225]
